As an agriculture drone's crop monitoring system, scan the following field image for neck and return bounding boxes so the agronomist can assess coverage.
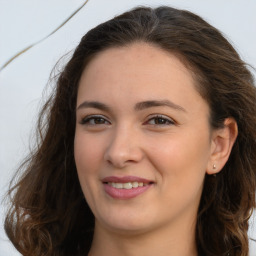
[88,218,198,256]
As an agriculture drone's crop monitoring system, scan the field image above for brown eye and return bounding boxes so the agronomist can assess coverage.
[93,117,107,124]
[147,115,175,126]
[154,117,169,124]
[80,115,110,125]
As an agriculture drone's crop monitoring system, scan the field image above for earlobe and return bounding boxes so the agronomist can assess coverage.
[206,118,238,175]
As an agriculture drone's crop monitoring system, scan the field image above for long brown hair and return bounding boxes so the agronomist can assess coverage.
[5,6,256,256]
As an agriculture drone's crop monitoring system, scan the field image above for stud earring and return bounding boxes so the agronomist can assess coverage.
[212,164,217,177]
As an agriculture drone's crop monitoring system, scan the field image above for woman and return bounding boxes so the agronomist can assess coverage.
[4,6,256,256]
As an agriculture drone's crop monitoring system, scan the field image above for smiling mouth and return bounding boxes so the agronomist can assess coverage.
[102,176,154,199]
[104,181,153,189]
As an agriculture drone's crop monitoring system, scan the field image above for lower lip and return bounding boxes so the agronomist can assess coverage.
[103,183,152,199]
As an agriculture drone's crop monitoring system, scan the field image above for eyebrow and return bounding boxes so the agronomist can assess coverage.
[76,101,110,112]
[76,100,186,112]
[134,100,186,112]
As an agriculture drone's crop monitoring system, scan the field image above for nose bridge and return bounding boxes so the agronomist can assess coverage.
[104,123,143,168]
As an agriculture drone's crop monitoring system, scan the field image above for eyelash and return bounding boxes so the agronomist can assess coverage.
[145,115,175,126]
[80,115,110,125]
[79,114,175,127]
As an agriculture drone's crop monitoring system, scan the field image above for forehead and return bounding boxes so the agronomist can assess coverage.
[77,42,208,115]
[81,42,194,78]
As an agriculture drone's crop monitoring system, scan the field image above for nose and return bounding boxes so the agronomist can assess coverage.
[104,126,144,168]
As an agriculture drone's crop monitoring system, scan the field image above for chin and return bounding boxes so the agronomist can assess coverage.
[96,210,155,235]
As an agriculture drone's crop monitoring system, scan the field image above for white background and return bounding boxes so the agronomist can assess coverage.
[1,0,256,255]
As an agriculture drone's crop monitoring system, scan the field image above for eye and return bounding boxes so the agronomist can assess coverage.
[80,115,110,125]
[146,115,175,126]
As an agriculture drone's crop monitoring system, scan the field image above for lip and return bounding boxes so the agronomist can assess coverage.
[102,176,154,200]
[102,176,152,183]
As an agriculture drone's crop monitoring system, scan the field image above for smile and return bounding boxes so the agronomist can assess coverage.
[107,182,147,189]
[102,176,154,199]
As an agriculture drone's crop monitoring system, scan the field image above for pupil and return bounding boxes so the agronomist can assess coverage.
[156,118,165,124]
[95,118,104,124]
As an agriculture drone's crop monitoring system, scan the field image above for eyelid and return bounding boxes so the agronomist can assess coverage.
[145,114,176,125]
[79,114,111,125]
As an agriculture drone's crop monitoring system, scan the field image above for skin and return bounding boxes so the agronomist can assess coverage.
[74,43,237,256]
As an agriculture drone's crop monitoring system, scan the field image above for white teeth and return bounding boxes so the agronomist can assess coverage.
[123,182,133,189]
[132,181,139,188]
[108,182,148,189]
[115,183,123,189]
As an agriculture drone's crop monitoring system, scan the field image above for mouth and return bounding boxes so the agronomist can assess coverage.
[104,181,153,189]
[102,176,154,199]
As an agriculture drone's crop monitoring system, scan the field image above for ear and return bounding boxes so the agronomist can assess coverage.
[206,118,238,175]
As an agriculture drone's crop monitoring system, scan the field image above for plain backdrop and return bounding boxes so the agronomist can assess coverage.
[1,1,256,255]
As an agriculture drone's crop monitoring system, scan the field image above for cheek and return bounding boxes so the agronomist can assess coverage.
[74,133,105,205]
[150,137,208,209]
[74,133,104,182]
[146,129,211,184]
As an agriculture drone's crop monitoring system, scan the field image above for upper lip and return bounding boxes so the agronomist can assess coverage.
[102,176,153,183]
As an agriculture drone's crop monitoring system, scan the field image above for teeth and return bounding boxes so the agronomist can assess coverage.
[108,182,148,189]
[133,181,139,188]
[115,183,123,189]
[123,182,133,189]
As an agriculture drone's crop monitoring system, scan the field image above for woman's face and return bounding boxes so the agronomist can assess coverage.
[74,43,214,235]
